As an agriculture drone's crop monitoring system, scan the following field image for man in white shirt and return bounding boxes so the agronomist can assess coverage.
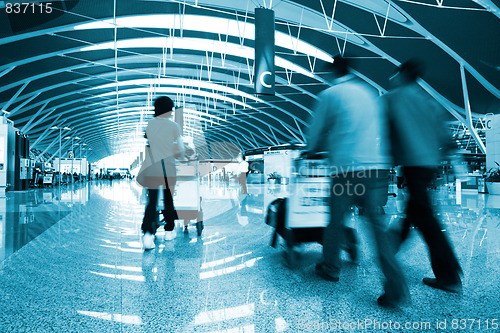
[237,154,249,194]
[307,55,408,307]
[139,96,185,250]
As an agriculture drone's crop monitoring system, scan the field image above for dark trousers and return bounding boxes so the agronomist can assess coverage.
[322,170,408,300]
[142,177,177,235]
[402,167,462,283]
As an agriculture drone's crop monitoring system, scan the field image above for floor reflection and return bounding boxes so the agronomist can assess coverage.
[0,182,92,262]
[0,179,498,332]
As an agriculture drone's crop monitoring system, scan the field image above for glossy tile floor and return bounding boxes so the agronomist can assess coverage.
[0,179,498,332]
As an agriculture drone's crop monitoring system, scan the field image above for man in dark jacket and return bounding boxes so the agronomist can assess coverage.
[384,60,462,293]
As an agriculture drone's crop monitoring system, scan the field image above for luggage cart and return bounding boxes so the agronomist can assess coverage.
[175,159,203,236]
[157,159,203,236]
[266,154,330,267]
[43,173,54,187]
[266,153,392,267]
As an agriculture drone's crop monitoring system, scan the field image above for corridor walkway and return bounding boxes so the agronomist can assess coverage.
[0,179,498,332]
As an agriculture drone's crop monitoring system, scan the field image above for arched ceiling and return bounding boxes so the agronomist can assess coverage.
[0,0,499,162]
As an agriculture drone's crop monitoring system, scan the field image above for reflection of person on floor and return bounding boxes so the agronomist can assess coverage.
[237,154,249,194]
[306,55,409,307]
[139,96,185,250]
[384,60,462,293]
[140,235,203,332]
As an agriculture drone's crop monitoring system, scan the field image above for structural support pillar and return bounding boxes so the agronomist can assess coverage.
[460,64,486,154]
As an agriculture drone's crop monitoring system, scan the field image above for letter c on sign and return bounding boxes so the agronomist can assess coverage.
[260,71,272,88]
[486,119,492,130]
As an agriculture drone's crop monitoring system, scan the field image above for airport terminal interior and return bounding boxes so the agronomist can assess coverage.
[0,0,499,332]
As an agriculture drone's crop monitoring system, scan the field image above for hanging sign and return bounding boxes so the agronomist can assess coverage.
[254,8,275,95]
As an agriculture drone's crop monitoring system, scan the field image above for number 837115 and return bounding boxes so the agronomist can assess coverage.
[5,2,53,14]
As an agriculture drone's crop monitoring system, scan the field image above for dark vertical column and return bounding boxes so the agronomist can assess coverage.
[254,7,275,95]
[22,135,29,190]
[14,132,21,191]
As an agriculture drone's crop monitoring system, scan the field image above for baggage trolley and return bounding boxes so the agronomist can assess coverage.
[265,153,359,267]
[158,159,203,236]
[43,173,54,187]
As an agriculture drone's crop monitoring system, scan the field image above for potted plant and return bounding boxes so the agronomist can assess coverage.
[485,162,500,195]
[267,171,281,184]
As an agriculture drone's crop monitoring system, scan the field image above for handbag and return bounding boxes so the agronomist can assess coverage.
[136,145,170,189]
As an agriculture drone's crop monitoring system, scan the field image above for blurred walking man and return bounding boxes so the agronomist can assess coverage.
[384,60,462,293]
[307,55,409,307]
[237,154,249,194]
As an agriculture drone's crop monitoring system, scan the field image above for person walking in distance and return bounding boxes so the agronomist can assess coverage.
[384,60,463,293]
[237,153,249,194]
[306,55,409,307]
[137,96,185,250]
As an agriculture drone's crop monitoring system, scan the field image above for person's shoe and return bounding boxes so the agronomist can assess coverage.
[422,278,462,293]
[315,263,339,282]
[142,233,155,250]
[164,229,176,241]
[377,294,407,308]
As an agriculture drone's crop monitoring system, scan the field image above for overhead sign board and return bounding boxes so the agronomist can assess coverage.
[254,8,275,95]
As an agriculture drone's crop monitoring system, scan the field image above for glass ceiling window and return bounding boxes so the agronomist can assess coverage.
[79,37,316,78]
[73,14,335,62]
